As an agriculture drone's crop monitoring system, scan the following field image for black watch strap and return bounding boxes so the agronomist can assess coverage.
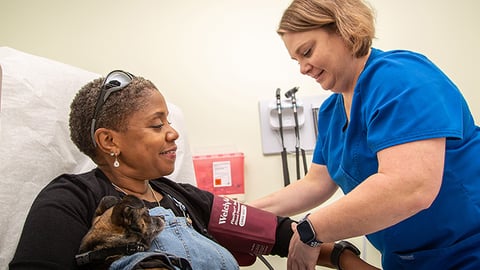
[330,241,361,270]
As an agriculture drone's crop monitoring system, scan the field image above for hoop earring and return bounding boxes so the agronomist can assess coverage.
[110,152,120,168]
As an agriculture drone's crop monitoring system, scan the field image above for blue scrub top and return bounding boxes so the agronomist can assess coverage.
[313,48,480,269]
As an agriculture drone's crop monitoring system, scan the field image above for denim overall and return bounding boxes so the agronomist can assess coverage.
[110,206,239,270]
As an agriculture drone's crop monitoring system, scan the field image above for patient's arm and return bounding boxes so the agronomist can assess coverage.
[317,242,380,270]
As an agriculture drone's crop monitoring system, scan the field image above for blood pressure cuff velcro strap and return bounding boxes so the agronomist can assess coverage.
[208,195,277,266]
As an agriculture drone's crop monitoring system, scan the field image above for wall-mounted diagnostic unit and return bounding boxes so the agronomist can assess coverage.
[258,90,330,155]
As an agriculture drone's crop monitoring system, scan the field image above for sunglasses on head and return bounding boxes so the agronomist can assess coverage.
[90,70,135,147]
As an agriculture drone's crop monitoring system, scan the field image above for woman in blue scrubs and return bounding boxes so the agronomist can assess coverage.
[251,0,480,269]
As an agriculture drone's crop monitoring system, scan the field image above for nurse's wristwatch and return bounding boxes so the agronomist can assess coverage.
[296,213,322,247]
[297,213,361,270]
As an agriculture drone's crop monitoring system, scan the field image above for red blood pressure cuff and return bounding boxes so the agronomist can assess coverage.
[208,195,277,266]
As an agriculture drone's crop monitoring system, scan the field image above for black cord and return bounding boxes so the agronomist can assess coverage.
[285,87,308,179]
[276,88,290,186]
[258,255,275,270]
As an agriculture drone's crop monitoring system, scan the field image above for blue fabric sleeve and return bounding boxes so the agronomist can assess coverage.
[360,50,464,152]
[311,94,339,165]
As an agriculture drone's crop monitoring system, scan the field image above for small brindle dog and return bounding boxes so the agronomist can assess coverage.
[76,195,189,270]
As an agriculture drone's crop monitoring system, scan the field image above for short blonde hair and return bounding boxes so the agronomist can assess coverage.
[278,0,375,57]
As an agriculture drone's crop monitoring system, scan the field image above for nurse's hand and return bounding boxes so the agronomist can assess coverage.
[287,223,321,270]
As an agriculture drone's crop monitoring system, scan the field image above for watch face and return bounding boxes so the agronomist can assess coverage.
[297,219,315,243]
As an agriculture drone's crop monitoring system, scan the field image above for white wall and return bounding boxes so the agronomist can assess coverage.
[1,0,479,269]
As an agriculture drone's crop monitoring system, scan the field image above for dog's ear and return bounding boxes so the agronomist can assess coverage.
[110,195,145,228]
[96,196,121,217]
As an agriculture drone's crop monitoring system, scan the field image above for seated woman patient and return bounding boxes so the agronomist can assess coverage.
[9,70,378,270]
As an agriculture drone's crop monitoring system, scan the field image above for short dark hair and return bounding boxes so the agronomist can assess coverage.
[69,76,157,161]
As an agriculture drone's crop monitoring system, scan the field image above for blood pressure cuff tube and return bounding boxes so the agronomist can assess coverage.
[208,195,277,266]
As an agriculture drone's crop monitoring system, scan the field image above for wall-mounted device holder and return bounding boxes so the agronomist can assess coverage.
[258,94,330,155]
[268,99,305,130]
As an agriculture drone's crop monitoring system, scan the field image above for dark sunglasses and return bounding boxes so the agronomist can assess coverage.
[90,70,135,147]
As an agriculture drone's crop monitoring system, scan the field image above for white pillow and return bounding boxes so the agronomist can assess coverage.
[0,47,195,267]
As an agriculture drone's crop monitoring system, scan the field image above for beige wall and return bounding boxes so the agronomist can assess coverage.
[1,0,479,268]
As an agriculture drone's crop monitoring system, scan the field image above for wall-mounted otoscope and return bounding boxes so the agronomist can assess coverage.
[285,87,308,179]
[284,86,298,99]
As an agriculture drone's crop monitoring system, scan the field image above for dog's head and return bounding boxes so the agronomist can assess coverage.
[77,195,164,266]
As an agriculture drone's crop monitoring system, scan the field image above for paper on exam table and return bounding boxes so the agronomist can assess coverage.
[0,47,99,267]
